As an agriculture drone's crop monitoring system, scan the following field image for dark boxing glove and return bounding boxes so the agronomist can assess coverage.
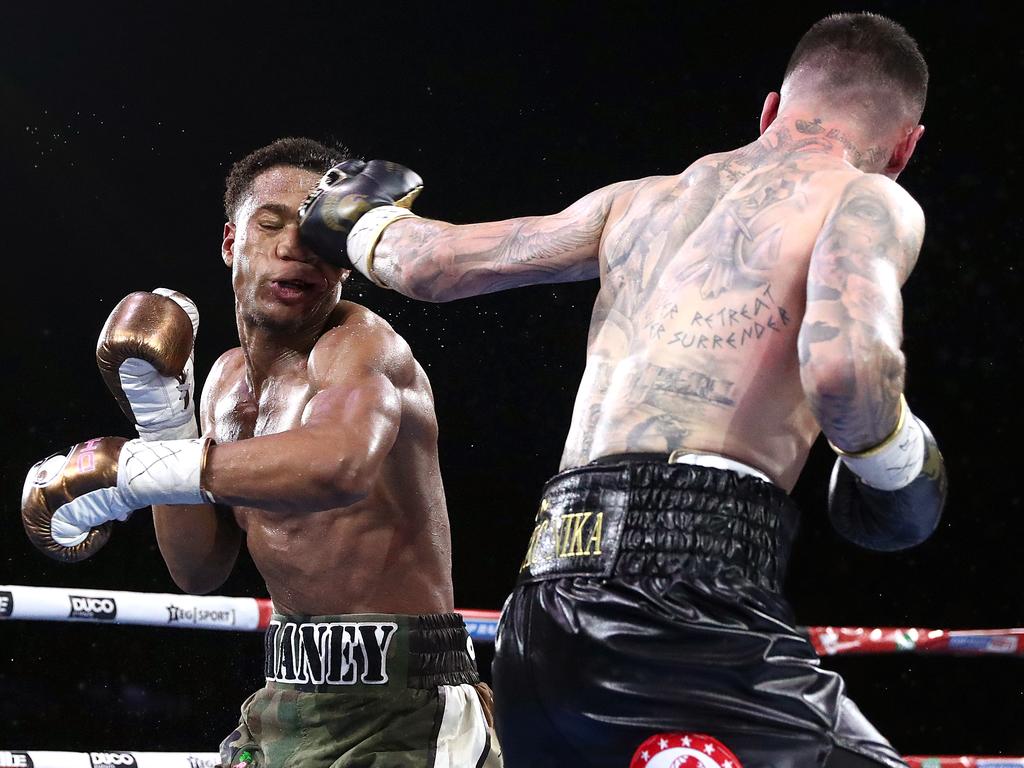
[297,159,422,284]
[827,395,947,551]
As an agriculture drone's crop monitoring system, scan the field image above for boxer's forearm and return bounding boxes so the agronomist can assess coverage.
[153,502,241,594]
[203,421,395,514]
[800,344,906,452]
[370,181,634,300]
[372,216,599,301]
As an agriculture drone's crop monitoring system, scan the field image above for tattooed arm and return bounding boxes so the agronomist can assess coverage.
[367,181,637,302]
[798,174,924,452]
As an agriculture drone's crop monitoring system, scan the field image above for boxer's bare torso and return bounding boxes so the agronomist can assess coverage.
[200,303,453,617]
[374,118,922,491]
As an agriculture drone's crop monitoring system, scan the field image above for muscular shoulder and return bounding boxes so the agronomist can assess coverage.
[827,173,925,277]
[203,348,244,396]
[836,173,923,227]
[199,347,245,432]
[308,301,416,389]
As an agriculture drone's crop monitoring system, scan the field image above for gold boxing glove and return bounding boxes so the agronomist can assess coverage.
[96,289,199,441]
[22,436,212,563]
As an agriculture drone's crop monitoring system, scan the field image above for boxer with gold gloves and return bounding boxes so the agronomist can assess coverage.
[22,137,500,768]
[22,290,208,562]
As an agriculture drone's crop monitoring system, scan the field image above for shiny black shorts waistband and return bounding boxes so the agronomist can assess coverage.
[264,612,479,692]
[516,456,800,593]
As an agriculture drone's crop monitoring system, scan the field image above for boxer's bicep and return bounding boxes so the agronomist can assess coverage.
[375,181,634,300]
[800,176,921,451]
[301,367,403,489]
[202,325,407,513]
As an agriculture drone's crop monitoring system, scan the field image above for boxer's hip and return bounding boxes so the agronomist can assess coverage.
[220,613,499,767]
[495,456,903,767]
[516,452,799,593]
[263,611,480,693]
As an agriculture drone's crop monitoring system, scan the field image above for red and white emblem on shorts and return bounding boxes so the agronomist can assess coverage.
[630,732,743,768]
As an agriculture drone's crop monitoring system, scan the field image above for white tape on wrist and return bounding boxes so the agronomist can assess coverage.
[346,205,419,288]
[49,438,213,548]
[118,437,213,508]
[832,397,925,490]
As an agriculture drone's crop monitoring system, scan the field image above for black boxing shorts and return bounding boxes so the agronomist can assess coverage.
[492,454,907,768]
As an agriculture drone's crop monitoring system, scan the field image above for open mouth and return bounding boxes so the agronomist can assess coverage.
[269,279,317,301]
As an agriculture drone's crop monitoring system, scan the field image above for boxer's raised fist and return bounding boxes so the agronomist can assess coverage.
[96,289,199,441]
[22,437,212,563]
[298,159,422,271]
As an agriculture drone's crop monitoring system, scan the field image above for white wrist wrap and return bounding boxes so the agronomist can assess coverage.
[49,438,213,548]
[117,438,213,508]
[346,205,419,288]
[832,397,925,491]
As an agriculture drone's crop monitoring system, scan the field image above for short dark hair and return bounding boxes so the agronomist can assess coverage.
[223,137,351,220]
[784,13,928,118]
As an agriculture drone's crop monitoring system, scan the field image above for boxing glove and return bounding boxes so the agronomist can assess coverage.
[298,159,422,282]
[827,396,947,551]
[96,289,200,441]
[22,436,212,562]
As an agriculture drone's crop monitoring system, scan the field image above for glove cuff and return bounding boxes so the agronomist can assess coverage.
[117,437,215,508]
[831,395,926,490]
[346,205,419,288]
[138,418,200,442]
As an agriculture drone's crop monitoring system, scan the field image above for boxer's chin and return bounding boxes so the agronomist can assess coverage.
[245,290,332,333]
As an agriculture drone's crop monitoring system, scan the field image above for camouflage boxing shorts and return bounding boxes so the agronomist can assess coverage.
[220,612,501,768]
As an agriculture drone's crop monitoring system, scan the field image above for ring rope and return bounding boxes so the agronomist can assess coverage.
[3,585,1022,656]
[2,750,1022,768]
[1,585,1019,766]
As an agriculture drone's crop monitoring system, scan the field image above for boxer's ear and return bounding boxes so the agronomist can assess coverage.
[222,222,235,268]
[883,124,925,180]
[760,92,781,135]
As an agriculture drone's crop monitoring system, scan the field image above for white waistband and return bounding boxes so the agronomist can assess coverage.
[667,450,772,484]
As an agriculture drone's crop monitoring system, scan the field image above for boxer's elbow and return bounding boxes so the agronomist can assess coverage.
[802,343,905,406]
[167,560,232,596]
[801,351,859,407]
[310,456,374,509]
[155,506,240,595]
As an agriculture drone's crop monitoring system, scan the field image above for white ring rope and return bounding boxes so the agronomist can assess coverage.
[3,585,1021,765]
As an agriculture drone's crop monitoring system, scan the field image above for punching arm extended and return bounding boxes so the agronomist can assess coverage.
[368,182,629,301]
[296,157,632,301]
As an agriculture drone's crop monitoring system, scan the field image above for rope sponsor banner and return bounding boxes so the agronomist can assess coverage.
[0,585,263,632]
[5,585,1024,656]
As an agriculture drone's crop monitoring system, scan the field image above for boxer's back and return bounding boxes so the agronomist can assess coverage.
[205,302,453,616]
[564,136,865,490]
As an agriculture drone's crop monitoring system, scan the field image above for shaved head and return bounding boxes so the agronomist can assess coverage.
[782,13,928,130]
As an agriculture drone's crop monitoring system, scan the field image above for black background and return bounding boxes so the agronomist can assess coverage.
[2,0,1022,758]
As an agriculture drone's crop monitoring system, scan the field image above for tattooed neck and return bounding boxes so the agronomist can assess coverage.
[762,116,885,170]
